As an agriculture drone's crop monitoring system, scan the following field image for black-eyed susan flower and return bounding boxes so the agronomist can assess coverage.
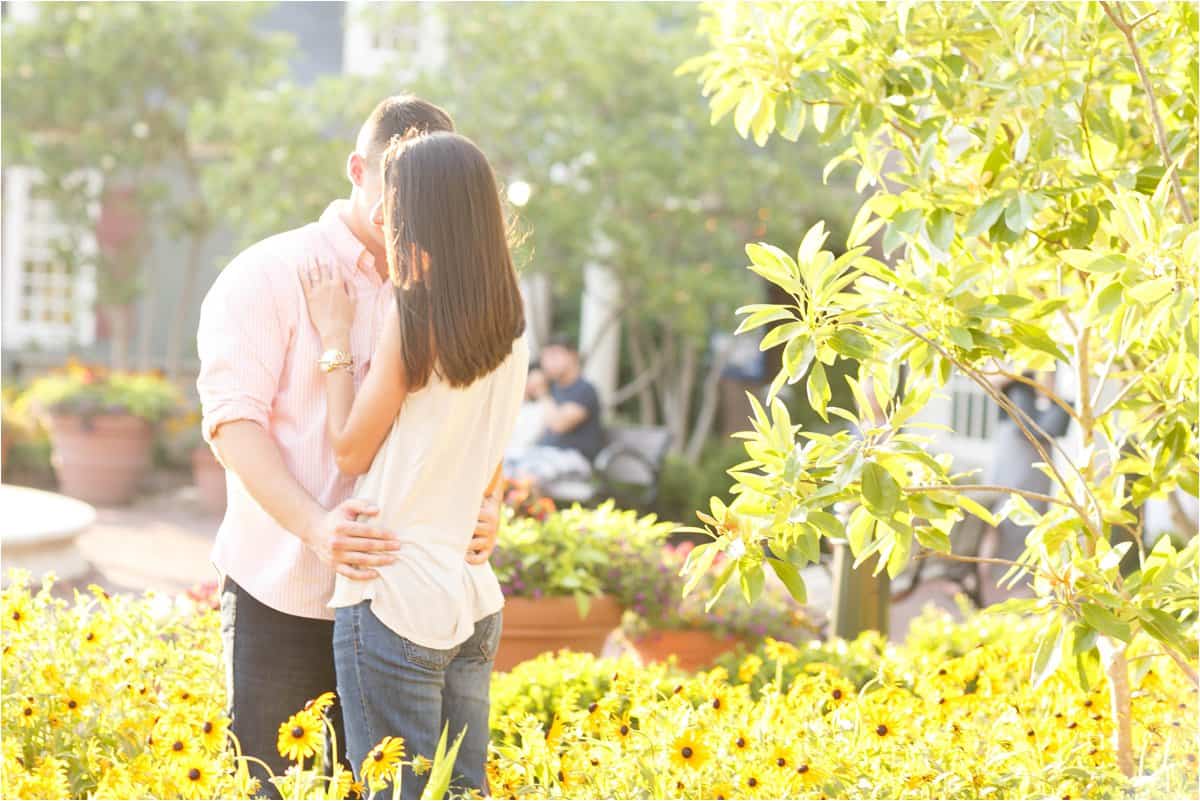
[709,780,736,799]
[669,731,710,770]
[730,728,753,752]
[198,714,229,753]
[277,711,323,762]
[305,691,337,717]
[360,735,405,790]
[175,758,216,800]
[768,743,795,770]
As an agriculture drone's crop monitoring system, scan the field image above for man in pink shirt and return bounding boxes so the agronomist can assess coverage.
[196,96,500,795]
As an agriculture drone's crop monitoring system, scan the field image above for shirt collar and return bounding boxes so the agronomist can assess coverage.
[318,200,381,283]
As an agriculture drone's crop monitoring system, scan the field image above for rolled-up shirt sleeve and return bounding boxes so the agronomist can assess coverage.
[196,250,293,447]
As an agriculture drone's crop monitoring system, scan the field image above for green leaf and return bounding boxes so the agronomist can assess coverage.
[1031,619,1064,689]
[1004,192,1033,233]
[966,197,1006,237]
[766,557,807,603]
[806,362,831,422]
[915,526,951,553]
[885,528,912,578]
[807,510,844,540]
[861,461,901,519]
[928,208,955,252]
[830,328,873,361]
[1127,277,1174,306]
[739,561,765,603]
[745,242,796,282]
[420,724,468,800]
[947,326,974,351]
[682,542,719,597]
[1080,603,1132,643]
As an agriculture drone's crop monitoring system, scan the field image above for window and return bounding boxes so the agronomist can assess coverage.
[342,1,445,78]
[2,167,98,349]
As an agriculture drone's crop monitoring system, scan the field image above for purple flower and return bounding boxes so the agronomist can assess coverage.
[533,588,543,600]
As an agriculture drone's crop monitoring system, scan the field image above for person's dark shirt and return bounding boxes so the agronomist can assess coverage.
[537,377,605,461]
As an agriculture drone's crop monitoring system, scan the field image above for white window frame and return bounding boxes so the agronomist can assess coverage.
[2,167,99,350]
[342,0,446,78]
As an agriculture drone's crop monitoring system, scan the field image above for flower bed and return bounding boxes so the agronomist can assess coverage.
[3,571,1195,800]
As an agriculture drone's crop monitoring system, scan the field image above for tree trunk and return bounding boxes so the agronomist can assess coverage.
[1098,635,1135,777]
[104,303,133,371]
[685,337,736,460]
[627,323,658,426]
[830,541,890,639]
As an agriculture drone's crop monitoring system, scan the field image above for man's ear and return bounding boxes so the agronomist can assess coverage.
[346,151,365,187]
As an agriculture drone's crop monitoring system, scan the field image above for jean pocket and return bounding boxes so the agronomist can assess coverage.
[477,611,503,662]
[400,637,457,672]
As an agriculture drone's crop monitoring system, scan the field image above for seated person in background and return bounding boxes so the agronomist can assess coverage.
[508,364,549,449]
[504,336,606,486]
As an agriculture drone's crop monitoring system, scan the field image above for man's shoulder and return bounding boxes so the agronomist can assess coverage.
[223,222,321,283]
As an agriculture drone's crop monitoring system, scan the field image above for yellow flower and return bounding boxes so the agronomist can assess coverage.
[360,735,406,790]
[707,687,733,718]
[865,705,904,742]
[792,759,829,788]
[2,593,32,634]
[545,713,565,749]
[763,637,800,665]
[739,654,764,683]
[669,731,711,770]
[198,714,229,753]
[277,711,323,762]
[709,781,736,799]
[63,686,90,716]
[16,697,38,728]
[768,743,795,770]
[175,758,217,800]
[305,691,337,717]
[730,728,754,752]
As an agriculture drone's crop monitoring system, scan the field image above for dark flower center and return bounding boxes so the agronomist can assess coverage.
[832,689,842,700]
[292,726,305,739]
[373,750,384,761]
[681,747,693,759]
[189,768,201,781]
[876,724,888,736]
[736,737,746,748]
[777,757,787,767]
[713,698,722,709]
[203,722,214,734]
[619,725,629,736]
[748,778,758,787]
[68,700,78,709]
[173,740,184,752]
[798,764,809,774]
[588,702,598,713]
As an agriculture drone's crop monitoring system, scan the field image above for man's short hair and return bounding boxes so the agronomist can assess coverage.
[544,335,577,354]
[357,95,455,160]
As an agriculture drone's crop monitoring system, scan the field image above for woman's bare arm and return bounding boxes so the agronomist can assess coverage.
[323,306,408,476]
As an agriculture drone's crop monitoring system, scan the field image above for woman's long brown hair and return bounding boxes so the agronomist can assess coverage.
[381,131,525,390]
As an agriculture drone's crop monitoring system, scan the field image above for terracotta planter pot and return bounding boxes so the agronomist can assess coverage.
[495,594,623,672]
[46,413,153,505]
[632,628,743,671]
[191,445,227,514]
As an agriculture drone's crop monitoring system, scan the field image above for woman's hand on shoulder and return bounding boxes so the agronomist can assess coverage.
[301,256,356,348]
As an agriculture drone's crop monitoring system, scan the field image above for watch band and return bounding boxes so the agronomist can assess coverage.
[318,349,355,374]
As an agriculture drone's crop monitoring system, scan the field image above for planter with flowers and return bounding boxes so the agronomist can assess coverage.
[623,540,817,671]
[490,500,673,671]
[19,361,182,505]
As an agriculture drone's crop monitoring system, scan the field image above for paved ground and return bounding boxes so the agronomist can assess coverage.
[28,483,1004,642]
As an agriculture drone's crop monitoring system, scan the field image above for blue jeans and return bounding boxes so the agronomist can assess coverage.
[333,602,501,798]
[220,577,349,800]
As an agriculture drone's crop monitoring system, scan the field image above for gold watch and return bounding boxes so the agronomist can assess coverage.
[318,349,355,374]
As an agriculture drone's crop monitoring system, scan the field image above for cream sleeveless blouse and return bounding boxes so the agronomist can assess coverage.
[328,337,529,649]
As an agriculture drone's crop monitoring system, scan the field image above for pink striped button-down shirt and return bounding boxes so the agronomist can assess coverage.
[197,200,393,620]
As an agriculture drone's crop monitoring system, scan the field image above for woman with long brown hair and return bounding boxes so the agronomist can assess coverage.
[301,130,527,797]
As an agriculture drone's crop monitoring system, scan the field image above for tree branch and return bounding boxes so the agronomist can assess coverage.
[1101,1,1194,224]
[905,484,1071,509]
